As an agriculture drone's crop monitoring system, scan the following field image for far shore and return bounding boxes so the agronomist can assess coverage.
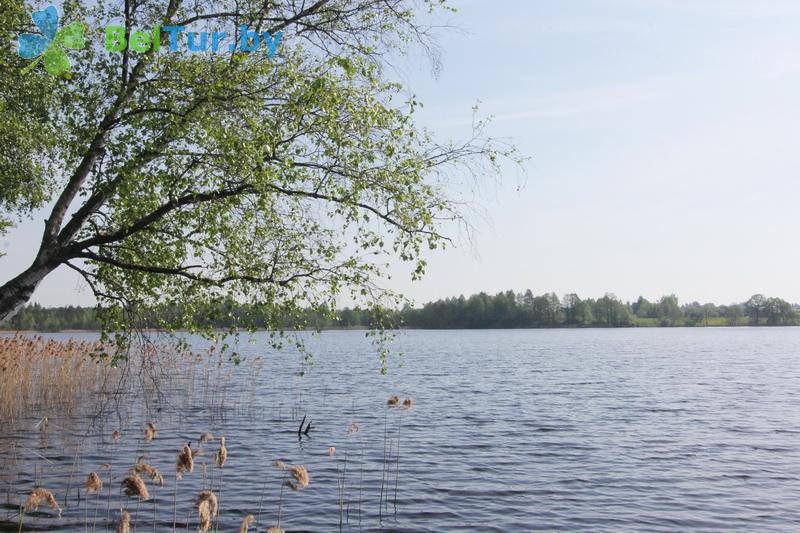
[2,324,799,334]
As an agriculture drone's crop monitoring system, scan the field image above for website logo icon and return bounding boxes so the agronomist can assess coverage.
[18,5,85,77]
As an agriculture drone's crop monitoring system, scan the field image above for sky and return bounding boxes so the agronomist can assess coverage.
[3,0,800,307]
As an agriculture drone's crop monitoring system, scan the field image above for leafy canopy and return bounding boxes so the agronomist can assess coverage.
[0,0,64,249]
[0,0,516,365]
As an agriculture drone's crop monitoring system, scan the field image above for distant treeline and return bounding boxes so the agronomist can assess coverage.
[3,292,799,332]
[397,292,799,328]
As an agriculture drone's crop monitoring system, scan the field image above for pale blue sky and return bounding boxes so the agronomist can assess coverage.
[3,0,800,307]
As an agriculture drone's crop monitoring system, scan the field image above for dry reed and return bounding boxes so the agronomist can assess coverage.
[286,465,310,491]
[116,510,131,533]
[143,422,157,441]
[238,514,254,533]
[131,463,164,487]
[213,436,227,467]
[23,487,62,517]
[0,335,115,422]
[266,528,285,533]
[3,336,387,532]
[176,443,194,479]
[85,471,103,493]
[402,398,412,410]
[196,490,218,532]
[84,471,103,533]
[121,473,150,500]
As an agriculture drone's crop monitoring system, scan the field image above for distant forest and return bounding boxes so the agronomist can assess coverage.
[2,292,798,331]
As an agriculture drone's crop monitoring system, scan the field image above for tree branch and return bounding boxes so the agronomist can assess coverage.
[74,250,331,288]
[68,184,254,252]
[39,0,185,255]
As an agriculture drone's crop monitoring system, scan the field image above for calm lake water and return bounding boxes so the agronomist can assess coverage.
[3,328,800,532]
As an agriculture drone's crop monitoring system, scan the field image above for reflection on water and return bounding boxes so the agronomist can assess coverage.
[2,328,800,532]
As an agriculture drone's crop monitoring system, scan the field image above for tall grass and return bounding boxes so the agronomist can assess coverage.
[0,335,116,422]
[0,334,416,531]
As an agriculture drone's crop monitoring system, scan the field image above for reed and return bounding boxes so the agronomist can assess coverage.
[129,462,163,532]
[286,465,309,491]
[120,472,147,533]
[85,471,102,493]
[121,473,150,501]
[212,436,227,468]
[238,514,254,533]
[344,418,366,521]
[256,460,285,527]
[2,335,417,532]
[171,473,178,533]
[172,443,192,532]
[64,447,81,508]
[212,436,227,532]
[379,401,390,518]
[381,394,413,516]
[84,471,103,531]
[0,335,115,422]
[131,463,164,487]
[23,487,62,517]
[143,423,157,442]
[6,424,394,532]
[196,490,218,533]
[103,463,114,533]
[269,461,309,530]
[116,510,131,533]
[395,398,413,512]
[334,451,348,528]
[176,444,194,480]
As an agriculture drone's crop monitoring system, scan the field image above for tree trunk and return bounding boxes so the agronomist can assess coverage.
[0,261,60,325]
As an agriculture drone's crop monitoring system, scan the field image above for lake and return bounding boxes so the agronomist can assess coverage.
[2,328,800,532]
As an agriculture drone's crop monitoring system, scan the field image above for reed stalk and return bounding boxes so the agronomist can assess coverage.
[379,405,389,519]
[105,465,114,533]
[171,474,178,533]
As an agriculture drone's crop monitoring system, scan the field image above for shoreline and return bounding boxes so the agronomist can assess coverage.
[1,324,798,334]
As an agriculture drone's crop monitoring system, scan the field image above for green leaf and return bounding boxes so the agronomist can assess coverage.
[43,46,69,76]
[335,57,356,76]
[0,0,513,372]
[57,22,86,50]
